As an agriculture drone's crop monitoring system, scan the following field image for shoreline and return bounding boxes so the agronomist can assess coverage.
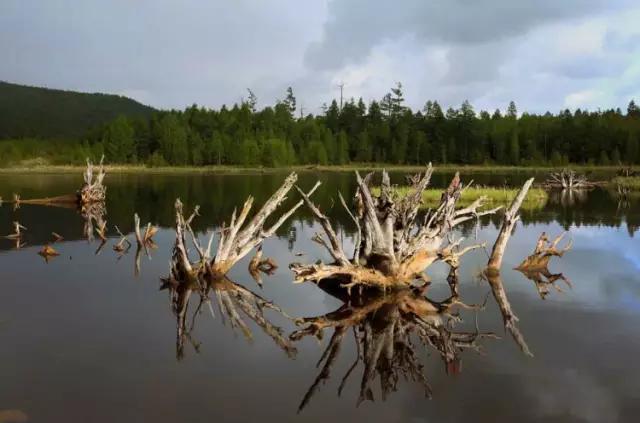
[0,164,635,175]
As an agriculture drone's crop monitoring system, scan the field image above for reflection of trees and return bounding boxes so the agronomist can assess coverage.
[291,281,497,411]
[160,274,297,361]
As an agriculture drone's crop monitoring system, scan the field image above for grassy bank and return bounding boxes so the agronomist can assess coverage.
[610,176,640,190]
[0,162,636,175]
[373,185,549,210]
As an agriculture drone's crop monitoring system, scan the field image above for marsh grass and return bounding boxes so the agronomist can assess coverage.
[610,176,640,190]
[373,185,549,210]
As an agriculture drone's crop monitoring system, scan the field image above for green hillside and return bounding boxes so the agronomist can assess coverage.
[0,81,155,139]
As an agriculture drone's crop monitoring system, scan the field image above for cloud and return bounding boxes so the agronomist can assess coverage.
[1,0,639,113]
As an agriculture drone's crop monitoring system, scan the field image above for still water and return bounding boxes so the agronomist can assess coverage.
[1,171,639,422]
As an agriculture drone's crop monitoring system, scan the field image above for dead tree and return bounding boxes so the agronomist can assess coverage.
[169,172,319,284]
[516,232,572,270]
[290,165,502,290]
[544,168,594,189]
[484,178,535,356]
[290,283,496,412]
[134,213,158,250]
[78,156,107,205]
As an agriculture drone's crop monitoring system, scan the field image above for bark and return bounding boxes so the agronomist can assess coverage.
[487,178,534,270]
[484,178,536,356]
[516,232,572,270]
[79,155,107,205]
[169,172,318,284]
[291,165,501,289]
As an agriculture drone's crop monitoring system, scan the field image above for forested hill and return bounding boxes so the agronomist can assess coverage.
[0,81,155,139]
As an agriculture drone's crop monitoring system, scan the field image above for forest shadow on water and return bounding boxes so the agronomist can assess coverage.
[1,170,640,423]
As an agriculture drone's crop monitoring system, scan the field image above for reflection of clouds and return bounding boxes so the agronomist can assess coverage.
[527,368,618,423]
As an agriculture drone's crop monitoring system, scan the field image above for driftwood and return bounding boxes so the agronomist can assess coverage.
[169,172,319,284]
[10,157,106,209]
[134,213,158,250]
[38,244,60,263]
[544,168,594,189]
[161,273,297,360]
[516,232,572,270]
[248,245,278,286]
[291,282,496,412]
[290,165,502,290]
[483,178,535,356]
[78,156,106,205]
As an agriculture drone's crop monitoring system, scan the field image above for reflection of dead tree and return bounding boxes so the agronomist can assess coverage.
[113,226,132,254]
[291,284,496,412]
[81,201,107,242]
[548,188,588,207]
[483,178,534,356]
[248,245,278,286]
[544,168,594,189]
[161,274,297,360]
[4,221,27,249]
[517,267,572,300]
[5,221,26,239]
[291,165,503,290]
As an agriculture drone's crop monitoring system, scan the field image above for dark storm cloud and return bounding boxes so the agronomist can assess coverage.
[1,0,639,112]
[305,0,614,71]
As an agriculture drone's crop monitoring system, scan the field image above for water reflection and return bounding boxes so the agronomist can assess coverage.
[2,171,640,422]
[161,274,297,360]
[291,281,498,412]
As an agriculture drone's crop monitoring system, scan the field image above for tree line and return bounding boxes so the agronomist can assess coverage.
[2,83,640,167]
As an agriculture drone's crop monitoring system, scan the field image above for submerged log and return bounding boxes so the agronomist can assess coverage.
[291,165,502,290]
[291,282,496,412]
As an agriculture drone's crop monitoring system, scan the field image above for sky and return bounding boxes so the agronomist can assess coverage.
[2,0,640,114]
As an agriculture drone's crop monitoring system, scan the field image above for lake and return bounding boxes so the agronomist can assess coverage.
[1,170,639,422]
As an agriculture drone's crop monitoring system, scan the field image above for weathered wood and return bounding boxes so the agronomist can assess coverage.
[516,231,572,270]
[291,165,503,289]
[487,178,534,270]
[170,173,318,281]
[544,168,594,189]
